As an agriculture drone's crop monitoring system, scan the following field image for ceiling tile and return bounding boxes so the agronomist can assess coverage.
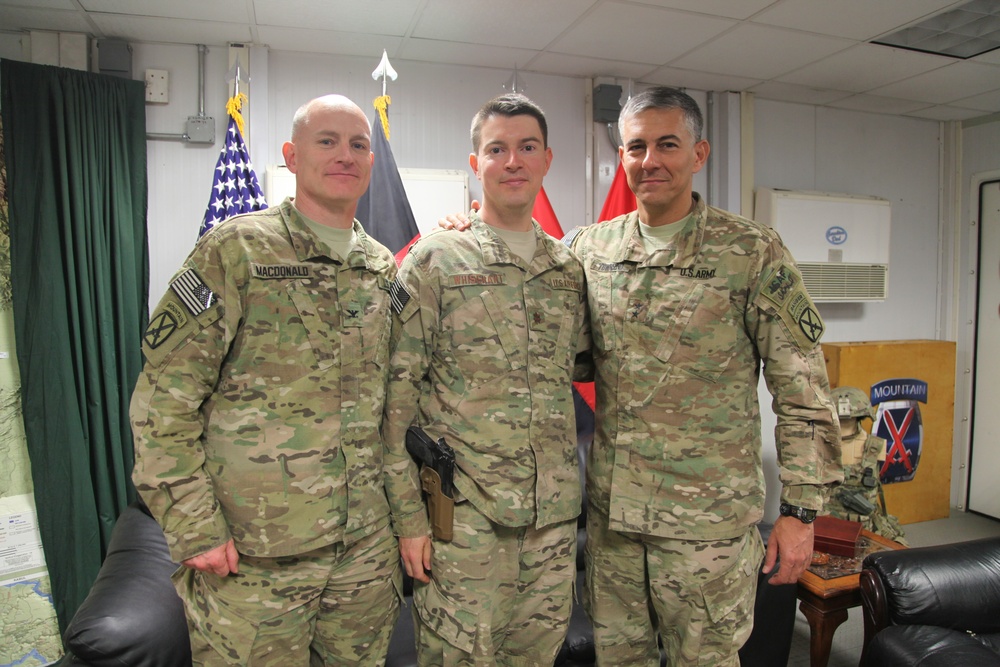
[526,51,656,79]
[411,0,594,50]
[827,93,937,114]
[641,66,761,92]
[868,59,1000,104]
[0,6,93,33]
[778,43,952,92]
[253,0,419,36]
[671,23,853,79]
[627,0,777,20]
[749,81,853,105]
[0,0,77,9]
[257,25,401,57]
[969,43,1000,64]
[549,2,736,65]
[398,38,537,71]
[752,0,962,40]
[951,86,1000,111]
[80,0,249,23]
[90,13,252,46]
[906,104,992,120]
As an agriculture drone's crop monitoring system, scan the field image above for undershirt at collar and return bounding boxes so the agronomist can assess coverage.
[638,211,694,253]
[294,205,356,260]
[491,226,537,265]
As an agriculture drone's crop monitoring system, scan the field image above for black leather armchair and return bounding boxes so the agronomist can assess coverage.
[859,535,1000,667]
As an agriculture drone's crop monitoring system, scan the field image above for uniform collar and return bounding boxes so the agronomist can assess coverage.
[616,193,706,269]
[279,198,392,274]
[469,211,562,276]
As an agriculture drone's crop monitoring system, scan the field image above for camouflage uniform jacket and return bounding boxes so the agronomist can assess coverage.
[131,198,396,562]
[383,214,588,537]
[571,194,841,541]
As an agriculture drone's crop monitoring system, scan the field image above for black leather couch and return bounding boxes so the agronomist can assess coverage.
[859,535,1000,667]
[60,404,797,666]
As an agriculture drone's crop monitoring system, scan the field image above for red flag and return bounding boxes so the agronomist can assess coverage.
[395,234,419,265]
[532,186,565,238]
[598,161,636,222]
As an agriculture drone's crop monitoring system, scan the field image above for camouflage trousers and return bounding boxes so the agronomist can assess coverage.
[172,523,402,666]
[412,500,577,666]
[584,505,763,667]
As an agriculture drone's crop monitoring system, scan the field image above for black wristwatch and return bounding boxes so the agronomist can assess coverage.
[779,502,817,524]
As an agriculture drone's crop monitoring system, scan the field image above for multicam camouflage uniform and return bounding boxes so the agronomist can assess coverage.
[383,213,588,666]
[571,194,842,666]
[131,198,401,665]
[825,386,907,544]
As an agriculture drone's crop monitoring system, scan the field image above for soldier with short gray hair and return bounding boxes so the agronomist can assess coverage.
[569,86,843,666]
[131,94,401,665]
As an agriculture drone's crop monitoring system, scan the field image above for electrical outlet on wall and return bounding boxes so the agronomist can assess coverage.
[145,69,168,103]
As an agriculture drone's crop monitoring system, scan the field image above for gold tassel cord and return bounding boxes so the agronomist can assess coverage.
[227,92,249,137]
[373,95,391,140]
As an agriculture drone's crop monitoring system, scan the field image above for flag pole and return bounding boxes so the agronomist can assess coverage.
[371,49,398,138]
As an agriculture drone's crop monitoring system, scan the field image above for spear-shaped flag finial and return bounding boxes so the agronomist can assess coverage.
[372,49,398,97]
[503,65,526,94]
[225,54,249,99]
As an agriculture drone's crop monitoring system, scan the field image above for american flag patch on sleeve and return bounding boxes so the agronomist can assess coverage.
[171,268,216,316]
[389,278,411,316]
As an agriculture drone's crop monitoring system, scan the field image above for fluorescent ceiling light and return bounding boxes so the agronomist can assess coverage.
[873,0,1000,59]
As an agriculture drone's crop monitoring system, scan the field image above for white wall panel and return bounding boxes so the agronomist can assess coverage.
[134,43,231,305]
[754,98,941,343]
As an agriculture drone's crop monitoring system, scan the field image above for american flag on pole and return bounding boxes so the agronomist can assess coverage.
[199,93,267,237]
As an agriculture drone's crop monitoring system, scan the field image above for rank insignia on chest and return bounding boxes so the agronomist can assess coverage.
[344,301,362,323]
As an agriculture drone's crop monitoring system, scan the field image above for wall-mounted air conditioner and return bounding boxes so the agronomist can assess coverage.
[754,188,890,302]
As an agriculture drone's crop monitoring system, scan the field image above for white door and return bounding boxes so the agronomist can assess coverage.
[968,179,1000,520]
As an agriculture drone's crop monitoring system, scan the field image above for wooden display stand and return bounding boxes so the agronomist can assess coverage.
[824,340,955,525]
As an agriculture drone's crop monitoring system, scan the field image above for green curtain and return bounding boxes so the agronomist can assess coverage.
[1,59,148,632]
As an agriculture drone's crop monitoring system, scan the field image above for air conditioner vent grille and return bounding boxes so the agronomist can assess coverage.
[799,263,888,302]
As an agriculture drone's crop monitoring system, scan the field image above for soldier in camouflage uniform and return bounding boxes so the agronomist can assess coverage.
[825,386,907,544]
[131,95,401,666]
[383,94,589,666]
[568,87,842,666]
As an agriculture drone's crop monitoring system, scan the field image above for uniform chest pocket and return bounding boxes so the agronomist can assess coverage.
[228,280,336,388]
[444,288,522,389]
[286,282,338,370]
[588,269,624,355]
[653,284,737,382]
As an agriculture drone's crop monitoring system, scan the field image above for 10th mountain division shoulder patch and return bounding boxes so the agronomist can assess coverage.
[761,263,824,348]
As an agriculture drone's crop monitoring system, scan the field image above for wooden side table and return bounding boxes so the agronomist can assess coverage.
[796,530,905,667]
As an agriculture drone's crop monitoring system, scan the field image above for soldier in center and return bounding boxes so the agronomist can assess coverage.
[382,93,590,666]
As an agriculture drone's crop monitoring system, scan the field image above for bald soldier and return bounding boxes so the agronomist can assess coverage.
[131,94,401,665]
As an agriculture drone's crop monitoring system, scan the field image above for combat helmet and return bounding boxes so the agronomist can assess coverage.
[832,386,875,421]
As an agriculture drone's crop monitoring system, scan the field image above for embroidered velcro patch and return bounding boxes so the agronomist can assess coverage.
[170,269,215,316]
